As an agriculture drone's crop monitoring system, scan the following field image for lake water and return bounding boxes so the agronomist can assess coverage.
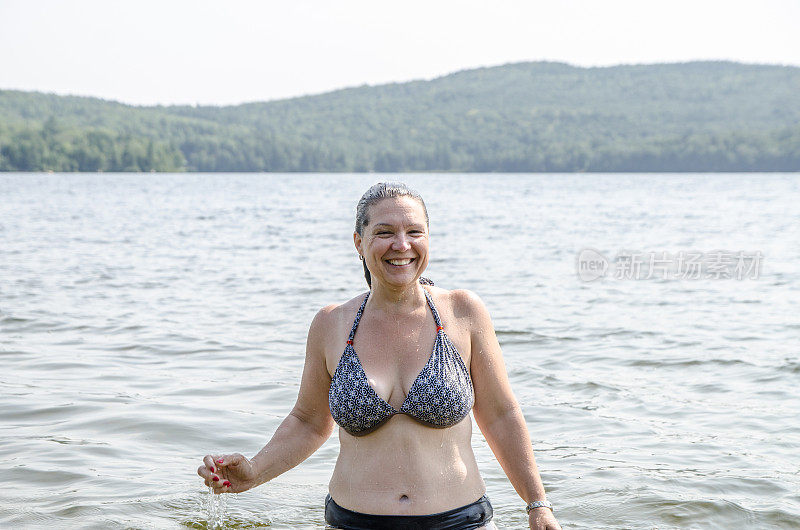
[1,173,798,529]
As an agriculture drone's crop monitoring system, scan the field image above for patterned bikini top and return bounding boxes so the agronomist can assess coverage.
[328,287,474,437]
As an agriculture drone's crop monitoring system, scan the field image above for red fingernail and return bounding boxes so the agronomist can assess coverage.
[212,476,219,482]
[210,467,215,473]
[217,459,223,464]
[223,481,231,487]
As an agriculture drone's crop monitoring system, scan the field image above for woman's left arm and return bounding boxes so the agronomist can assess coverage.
[456,290,562,530]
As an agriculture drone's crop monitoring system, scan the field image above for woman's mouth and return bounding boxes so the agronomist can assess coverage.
[386,258,415,266]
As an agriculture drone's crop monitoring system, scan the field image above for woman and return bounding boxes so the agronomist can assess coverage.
[198,182,561,530]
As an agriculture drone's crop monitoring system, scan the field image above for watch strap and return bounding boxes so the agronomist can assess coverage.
[526,500,553,513]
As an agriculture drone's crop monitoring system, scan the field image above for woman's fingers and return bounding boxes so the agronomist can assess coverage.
[207,471,232,494]
[197,465,222,487]
[215,453,244,470]
[203,454,220,473]
[209,479,232,494]
[199,454,245,492]
[198,454,224,487]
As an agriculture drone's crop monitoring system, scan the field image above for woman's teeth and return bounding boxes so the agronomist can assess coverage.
[388,258,413,266]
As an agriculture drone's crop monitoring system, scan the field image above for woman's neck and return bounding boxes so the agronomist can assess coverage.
[367,280,426,315]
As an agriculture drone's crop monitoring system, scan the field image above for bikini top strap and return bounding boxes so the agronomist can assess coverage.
[347,292,370,345]
[349,288,441,345]
[423,289,443,330]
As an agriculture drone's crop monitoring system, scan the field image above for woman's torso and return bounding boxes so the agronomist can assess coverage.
[324,286,486,515]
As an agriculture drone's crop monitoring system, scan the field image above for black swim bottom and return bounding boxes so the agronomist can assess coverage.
[324,494,493,530]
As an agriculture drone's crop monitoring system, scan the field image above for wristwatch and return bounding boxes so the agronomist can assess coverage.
[526,500,553,513]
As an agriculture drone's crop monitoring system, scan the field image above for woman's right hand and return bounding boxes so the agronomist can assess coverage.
[197,453,258,494]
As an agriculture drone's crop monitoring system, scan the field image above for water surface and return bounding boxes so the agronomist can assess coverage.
[1,173,798,529]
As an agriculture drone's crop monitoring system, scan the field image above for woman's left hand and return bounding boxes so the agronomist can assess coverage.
[528,507,561,530]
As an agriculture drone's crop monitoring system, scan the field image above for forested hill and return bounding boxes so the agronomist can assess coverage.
[1,61,799,172]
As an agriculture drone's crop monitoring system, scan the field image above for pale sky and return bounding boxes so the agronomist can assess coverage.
[1,0,798,106]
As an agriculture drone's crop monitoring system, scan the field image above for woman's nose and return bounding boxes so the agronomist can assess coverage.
[392,235,411,250]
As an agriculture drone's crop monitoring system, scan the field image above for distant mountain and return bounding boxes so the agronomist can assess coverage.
[1,61,799,172]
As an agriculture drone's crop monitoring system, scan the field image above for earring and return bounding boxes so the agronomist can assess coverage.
[359,255,364,261]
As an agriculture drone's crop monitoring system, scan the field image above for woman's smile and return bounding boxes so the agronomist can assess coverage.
[386,257,416,267]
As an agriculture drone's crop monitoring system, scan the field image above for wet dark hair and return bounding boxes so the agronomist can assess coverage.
[355,182,433,287]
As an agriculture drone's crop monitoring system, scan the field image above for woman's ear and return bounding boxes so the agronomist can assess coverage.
[353,232,362,257]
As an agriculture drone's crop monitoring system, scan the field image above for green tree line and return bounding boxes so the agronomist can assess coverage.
[1,61,799,172]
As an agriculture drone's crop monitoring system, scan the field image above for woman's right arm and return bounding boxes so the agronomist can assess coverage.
[198,305,337,493]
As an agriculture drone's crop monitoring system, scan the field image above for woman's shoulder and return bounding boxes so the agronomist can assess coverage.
[309,292,369,332]
[426,285,488,321]
[304,294,369,360]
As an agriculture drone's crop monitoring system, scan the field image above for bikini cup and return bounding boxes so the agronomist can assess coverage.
[328,288,474,436]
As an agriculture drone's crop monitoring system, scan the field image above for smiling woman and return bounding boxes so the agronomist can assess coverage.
[354,184,431,289]
[197,182,561,530]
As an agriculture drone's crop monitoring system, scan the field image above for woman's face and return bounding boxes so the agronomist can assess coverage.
[354,196,429,289]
